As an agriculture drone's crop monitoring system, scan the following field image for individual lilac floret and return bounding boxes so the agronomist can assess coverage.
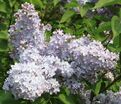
[9,2,47,59]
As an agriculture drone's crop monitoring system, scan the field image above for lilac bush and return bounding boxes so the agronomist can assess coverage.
[1,1,121,104]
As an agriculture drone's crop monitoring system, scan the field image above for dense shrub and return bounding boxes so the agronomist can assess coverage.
[0,0,121,104]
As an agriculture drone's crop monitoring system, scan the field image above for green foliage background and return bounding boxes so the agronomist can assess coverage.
[0,0,121,104]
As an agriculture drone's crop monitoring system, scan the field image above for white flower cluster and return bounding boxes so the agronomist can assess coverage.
[77,0,97,5]
[3,2,119,101]
[67,36,118,82]
[45,31,118,92]
[3,47,73,100]
[4,2,73,100]
[92,91,121,104]
[46,29,75,60]
[9,2,48,59]
[65,0,97,5]
[47,34,118,83]
[3,62,60,101]
[76,90,121,104]
[19,47,74,78]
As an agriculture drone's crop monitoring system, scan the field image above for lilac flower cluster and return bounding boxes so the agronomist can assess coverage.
[3,62,60,101]
[3,2,118,101]
[92,91,121,104]
[62,0,97,5]
[47,34,118,83]
[3,50,73,100]
[8,2,47,59]
[62,0,115,21]
[77,90,121,104]
[3,3,74,100]
[67,37,118,82]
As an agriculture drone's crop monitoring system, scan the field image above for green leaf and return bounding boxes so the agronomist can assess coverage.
[94,0,121,9]
[60,10,75,23]
[108,34,121,52]
[83,19,96,28]
[53,0,60,6]
[0,24,7,31]
[31,97,48,104]
[24,0,44,9]
[110,81,121,92]
[58,94,74,104]
[111,16,121,39]
[97,22,111,33]
[8,0,16,7]
[0,31,8,40]
[0,39,8,51]
[119,8,121,18]
[59,94,70,104]
[94,80,102,95]
[31,0,44,9]
[0,1,7,13]
[65,0,78,8]
[79,4,93,17]
[0,90,20,104]
[93,33,106,41]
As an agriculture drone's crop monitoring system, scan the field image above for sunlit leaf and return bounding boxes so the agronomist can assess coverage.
[79,4,93,17]
[58,94,75,104]
[94,0,121,8]
[60,10,75,23]
[111,16,121,39]
[0,31,8,40]
[0,1,7,13]
[94,80,102,95]
[53,0,60,6]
